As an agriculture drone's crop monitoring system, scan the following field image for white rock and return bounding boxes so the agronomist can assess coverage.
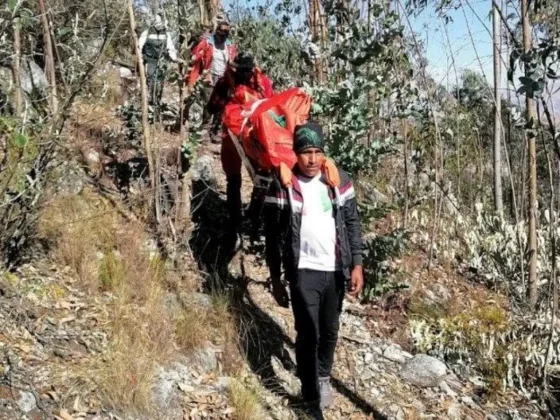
[189,292,213,309]
[383,345,411,363]
[192,155,216,185]
[119,67,133,79]
[371,346,383,355]
[364,352,374,364]
[447,404,462,420]
[217,376,231,392]
[370,387,380,397]
[400,354,447,387]
[192,347,218,373]
[461,395,477,409]
[439,380,457,397]
[17,391,36,413]
[362,368,376,381]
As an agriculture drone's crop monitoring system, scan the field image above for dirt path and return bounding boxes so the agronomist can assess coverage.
[188,144,498,420]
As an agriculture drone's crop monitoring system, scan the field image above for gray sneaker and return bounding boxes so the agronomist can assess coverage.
[319,377,334,409]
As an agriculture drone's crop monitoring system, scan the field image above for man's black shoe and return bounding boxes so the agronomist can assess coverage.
[305,401,325,420]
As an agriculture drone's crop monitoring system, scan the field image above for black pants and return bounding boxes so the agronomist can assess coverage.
[145,60,166,109]
[290,269,345,402]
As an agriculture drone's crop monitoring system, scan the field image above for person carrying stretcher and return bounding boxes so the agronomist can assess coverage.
[209,52,274,237]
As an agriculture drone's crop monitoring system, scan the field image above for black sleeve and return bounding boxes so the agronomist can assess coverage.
[264,181,289,280]
[206,77,228,115]
[343,192,363,267]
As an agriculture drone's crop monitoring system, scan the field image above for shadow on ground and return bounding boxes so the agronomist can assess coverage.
[188,177,387,419]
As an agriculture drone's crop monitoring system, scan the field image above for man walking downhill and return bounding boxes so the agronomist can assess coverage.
[186,20,237,133]
[138,15,177,111]
[210,52,273,238]
[264,122,364,420]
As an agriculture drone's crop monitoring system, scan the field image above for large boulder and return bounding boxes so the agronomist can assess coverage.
[400,354,447,387]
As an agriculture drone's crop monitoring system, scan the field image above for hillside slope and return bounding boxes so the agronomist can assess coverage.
[0,72,546,420]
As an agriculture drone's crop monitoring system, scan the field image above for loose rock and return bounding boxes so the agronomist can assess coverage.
[383,345,411,364]
[17,391,36,413]
[447,404,462,420]
[400,354,447,387]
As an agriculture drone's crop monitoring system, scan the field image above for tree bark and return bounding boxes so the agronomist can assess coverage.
[493,0,503,215]
[198,0,208,26]
[127,1,156,199]
[309,0,325,84]
[38,0,58,115]
[522,0,538,308]
[11,18,22,115]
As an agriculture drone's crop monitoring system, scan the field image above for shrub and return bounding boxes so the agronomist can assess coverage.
[227,379,261,420]
[362,229,411,300]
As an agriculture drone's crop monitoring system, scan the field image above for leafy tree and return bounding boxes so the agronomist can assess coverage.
[229,7,303,88]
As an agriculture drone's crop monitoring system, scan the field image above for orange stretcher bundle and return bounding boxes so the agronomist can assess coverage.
[222,87,311,171]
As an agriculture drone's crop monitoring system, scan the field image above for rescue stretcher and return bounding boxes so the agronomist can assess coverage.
[225,96,275,199]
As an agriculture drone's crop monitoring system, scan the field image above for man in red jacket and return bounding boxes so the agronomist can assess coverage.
[185,21,237,130]
[187,21,237,88]
[212,52,274,238]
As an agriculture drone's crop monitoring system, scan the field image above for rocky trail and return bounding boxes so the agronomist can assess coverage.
[0,88,543,420]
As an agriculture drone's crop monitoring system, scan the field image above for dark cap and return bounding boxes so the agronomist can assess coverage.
[293,122,325,154]
[231,51,255,70]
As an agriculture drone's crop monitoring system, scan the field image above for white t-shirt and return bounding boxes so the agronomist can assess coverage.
[210,44,228,83]
[297,174,339,271]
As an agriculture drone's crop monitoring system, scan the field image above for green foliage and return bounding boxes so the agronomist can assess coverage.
[229,8,302,88]
[311,82,396,175]
[464,205,559,308]
[13,133,28,148]
[509,39,560,101]
[362,229,410,300]
[116,103,142,147]
[99,251,125,290]
[410,302,511,396]
[308,8,418,176]
[115,103,181,148]
[357,199,393,227]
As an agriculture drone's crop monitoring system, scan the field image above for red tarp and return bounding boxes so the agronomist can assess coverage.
[222,87,311,171]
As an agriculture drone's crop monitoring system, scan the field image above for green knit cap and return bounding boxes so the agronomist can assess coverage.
[293,122,325,154]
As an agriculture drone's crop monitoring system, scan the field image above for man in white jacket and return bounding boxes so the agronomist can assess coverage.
[138,15,177,109]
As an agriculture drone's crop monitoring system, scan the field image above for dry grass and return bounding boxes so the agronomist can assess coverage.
[38,189,117,287]
[41,190,178,413]
[175,306,209,351]
[227,379,261,420]
[175,291,244,374]
[208,293,245,375]
[39,170,243,415]
[87,66,127,109]
[95,282,175,414]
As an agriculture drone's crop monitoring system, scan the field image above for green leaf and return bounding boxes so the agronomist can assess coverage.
[57,27,73,37]
[14,133,28,148]
[8,0,16,12]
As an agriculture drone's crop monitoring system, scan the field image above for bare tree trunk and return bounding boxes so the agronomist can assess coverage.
[38,0,58,115]
[198,0,208,26]
[403,119,409,228]
[493,0,503,215]
[208,0,221,22]
[174,2,194,238]
[11,18,22,115]
[177,0,186,139]
[127,1,156,206]
[309,0,324,84]
[542,127,557,388]
[522,0,538,308]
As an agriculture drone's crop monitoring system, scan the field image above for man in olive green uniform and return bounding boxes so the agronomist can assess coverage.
[138,15,177,110]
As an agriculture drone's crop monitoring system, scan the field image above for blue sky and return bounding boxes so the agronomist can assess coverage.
[408,0,505,90]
